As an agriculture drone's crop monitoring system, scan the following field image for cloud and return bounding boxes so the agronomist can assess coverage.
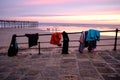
[24,0,114,6]
[24,0,78,5]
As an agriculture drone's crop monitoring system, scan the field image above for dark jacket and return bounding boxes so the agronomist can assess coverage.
[8,34,18,57]
[25,33,39,48]
[62,31,69,54]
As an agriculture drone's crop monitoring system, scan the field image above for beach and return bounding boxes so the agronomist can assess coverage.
[1,0,120,79]
[0,28,120,80]
[0,27,120,55]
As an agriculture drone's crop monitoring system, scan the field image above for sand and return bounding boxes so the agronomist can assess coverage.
[0,28,120,54]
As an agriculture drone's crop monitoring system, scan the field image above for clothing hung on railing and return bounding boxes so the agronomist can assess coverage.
[8,34,18,57]
[79,31,88,53]
[62,31,69,54]
[79,31,85,53]
[88,41,97,52]
[79,29,100,53]
[50,32,62,46]
[86,29,100,41]
[25,33,39,48]
[86,29,100,52]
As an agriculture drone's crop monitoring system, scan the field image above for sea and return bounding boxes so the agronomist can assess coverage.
[0,22,120,36]
[37,23,120,36]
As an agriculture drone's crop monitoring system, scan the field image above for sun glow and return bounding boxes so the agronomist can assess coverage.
[10,14,120,24]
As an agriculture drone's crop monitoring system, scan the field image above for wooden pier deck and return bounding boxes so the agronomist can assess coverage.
[0,20,39,28]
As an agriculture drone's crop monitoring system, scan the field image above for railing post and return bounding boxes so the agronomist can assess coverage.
[113,28,118,51]
[38,42,40,54]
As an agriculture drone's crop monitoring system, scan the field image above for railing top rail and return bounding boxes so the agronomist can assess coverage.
[16,29,119,37]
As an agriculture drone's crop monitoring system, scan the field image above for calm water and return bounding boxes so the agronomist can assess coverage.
[37,23,120,36]
[0,22,120,36]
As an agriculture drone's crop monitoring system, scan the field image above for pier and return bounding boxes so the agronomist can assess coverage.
[0,20,39,28]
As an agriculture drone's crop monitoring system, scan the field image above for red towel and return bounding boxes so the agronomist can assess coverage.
[50,32,62,46]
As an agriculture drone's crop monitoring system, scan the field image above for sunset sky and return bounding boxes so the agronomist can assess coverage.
[0,0,120,24]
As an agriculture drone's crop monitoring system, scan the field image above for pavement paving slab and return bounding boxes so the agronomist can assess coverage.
[0,49,120,80]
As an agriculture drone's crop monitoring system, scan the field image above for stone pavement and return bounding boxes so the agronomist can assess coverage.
[0,49,120,80]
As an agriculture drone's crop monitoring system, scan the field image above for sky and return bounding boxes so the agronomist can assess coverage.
[0,0,120,24]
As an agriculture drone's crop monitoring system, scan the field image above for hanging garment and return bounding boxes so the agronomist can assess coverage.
[25,33,39,48]
[79,31,85,53]
[86,29,100,52]
[50,32,62,46]
[62,31,69,54]
[8,34,18,57]
[86,29,100,41]
[88,41,96,52]
[84,31,88,47]
[79,31,88,53]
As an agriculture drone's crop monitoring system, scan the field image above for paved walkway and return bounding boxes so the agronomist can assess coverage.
[0,49,120,80]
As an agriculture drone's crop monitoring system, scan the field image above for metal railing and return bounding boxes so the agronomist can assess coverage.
[16,28,120,54]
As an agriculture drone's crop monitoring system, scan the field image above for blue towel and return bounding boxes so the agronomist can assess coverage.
[86,29,100,41]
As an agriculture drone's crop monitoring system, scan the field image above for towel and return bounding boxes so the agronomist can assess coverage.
[8,34,18,57]
[25,33,39,48]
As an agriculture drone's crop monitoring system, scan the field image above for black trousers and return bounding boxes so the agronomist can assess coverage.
[88,41,96,52]
[62,31,69,54]
[62,41,69,54]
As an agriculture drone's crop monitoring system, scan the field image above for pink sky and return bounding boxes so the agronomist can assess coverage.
[24,0,113,5]
[0,0,120,24]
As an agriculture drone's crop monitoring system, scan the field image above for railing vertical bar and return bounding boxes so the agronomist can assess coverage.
[38,42,40,54]
[113,28,118,51]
